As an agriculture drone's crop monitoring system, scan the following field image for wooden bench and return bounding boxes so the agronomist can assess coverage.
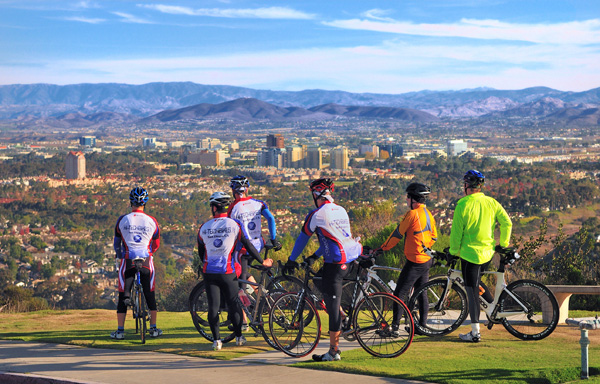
[546,285,600,324]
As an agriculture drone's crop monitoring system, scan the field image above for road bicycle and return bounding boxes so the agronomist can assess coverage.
[130,258,150,344]
[268,255,415,358]
[189,252,304,347]
[408,247,559,340]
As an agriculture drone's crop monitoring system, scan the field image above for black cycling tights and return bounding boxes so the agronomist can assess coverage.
[393,259,433,326]
[117,267,156,313]
[321,263,350,332]
[461,259,491,323]
[204,272,243,339]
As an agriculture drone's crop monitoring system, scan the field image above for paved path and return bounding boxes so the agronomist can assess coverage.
[0,340,429,384]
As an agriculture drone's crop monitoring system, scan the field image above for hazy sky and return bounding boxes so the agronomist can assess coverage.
[1,0,599,93]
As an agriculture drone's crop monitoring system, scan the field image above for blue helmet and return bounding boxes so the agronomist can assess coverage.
[463,170,485,188]
[129,187,149,206]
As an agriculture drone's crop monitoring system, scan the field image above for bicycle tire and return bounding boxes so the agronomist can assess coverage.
[408,279,468,336]
[353,292,414,358]
[138,289,147,344]
[498,279,559,340]
[342,279,387,313]
[269,292,321,357]
[188,281,235,343]
[254,288,285,350]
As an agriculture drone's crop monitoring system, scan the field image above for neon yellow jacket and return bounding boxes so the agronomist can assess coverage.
[449,192,512,264]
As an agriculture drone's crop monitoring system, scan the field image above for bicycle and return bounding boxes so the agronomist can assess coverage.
[268,255,415,358]
[130,258,150,344]
[408,246,559,340]
[189,252,304,347]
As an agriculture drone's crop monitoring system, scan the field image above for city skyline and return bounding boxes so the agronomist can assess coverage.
[1,1,599,93]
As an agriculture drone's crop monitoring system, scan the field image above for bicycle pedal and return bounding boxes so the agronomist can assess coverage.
[487,322,494,330]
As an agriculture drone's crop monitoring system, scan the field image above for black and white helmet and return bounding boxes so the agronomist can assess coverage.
[230,175,249,193]
[406,182,431,203]
[209,191,231,208]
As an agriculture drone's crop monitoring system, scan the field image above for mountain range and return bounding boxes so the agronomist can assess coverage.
[0,82,599,126]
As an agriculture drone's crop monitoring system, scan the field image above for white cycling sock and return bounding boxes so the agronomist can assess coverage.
[471,323,480,335]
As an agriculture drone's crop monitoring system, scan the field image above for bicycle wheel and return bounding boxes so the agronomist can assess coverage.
[138,289,147,344]
[498,280,559,340]
[188,281,235,343]
[408,279,468,336]
[266,275,304,293]
[342,279,387,313]
[353,292,413,358]
[255,289,285,350]
[269,292,321,357]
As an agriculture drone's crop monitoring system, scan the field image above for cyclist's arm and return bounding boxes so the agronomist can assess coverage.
[113,237,124,258]
[261,206,277,240]
[290,210,317,261]
[150,225,160,253]
[496,202,512,247]
[240,234,263,264]
[449,205,464,256]
[197,237,206,264]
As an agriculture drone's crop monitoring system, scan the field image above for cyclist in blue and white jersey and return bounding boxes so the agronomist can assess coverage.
[283,178,362,362]
[198,191,273,351]
[228,175,281,327]
[111,187,162,340]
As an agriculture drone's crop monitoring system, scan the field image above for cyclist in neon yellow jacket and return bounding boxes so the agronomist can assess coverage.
[449,170,512,343]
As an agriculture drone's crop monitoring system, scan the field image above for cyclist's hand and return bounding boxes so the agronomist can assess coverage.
[373,247,384,257]
[262,258,274,268]
[305,254,319,267]
[358,255,374,269]
[495,245,506,253]
[282,259,298,275]
[271,238,282,251]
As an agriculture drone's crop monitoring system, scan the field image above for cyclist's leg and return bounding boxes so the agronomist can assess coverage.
[238,255,251,327]
[204,273,224,340]
[140,260,160,334]
[221,273,244,339]
[393,261,420,325]
[410,259,434,327]
[317,262,349,360]
[117,261,135,328]
[461,259,490,338]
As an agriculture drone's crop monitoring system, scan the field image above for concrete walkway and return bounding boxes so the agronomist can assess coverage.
[0,340,428,384]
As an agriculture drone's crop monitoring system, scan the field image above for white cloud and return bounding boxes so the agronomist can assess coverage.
[324,16,600,45]
[112,12,153,24]
[138,4,315,19]
[64,16,105,24]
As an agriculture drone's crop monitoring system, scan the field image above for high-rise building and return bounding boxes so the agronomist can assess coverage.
[143,138,156,148]
[197,138,221,149]
[447,139,468,156]
[379,143,404,158]
[284,146,305,169]
[186,150,227,166]
[330,147,349,170]
[257,148,286,168]
[79,136,96,147]
[306,147,323,170]
[66,151,86,179]
[359,144,379,158]
[267,134,285,148]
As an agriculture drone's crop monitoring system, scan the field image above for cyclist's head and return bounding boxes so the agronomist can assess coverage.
[129,187,149,207]
[230,175,250,195]
[209,191,231,213]
[310,178,334,207]
[406,182,431,204]
[463,170,485,189]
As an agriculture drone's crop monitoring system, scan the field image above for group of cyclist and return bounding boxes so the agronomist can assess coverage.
[111,168,512,360]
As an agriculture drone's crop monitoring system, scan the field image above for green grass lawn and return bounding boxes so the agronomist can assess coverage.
[1,309,599,384]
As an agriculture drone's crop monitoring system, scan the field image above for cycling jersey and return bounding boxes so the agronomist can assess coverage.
[228,196,276,253]
[449,192,512,264]
[380,206,438,263]
[290,201,362,264]
[198,213,262,274]
[114,209,160,260]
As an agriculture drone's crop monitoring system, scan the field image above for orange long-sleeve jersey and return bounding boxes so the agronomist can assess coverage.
[380,206,437,264]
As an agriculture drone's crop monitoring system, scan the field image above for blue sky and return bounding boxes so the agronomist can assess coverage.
[1,0,599,93]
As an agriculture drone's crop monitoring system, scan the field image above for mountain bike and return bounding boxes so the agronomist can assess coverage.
[130,258,149,344]
[408,246,559,340]
[189,253,303,347]
[269,255,415,358]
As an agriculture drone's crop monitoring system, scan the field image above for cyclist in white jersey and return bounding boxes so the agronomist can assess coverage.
[198,191,272,350]
[228,175,281,328]
[111,187,162,340]
[283,178,362,362]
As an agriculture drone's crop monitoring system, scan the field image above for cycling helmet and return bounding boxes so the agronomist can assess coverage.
[209,191,231,208]
[463,170,485,188]
[406,182,431,203]
[310,178,334,206]
[230,175,250,193]
[129,187,149,206]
